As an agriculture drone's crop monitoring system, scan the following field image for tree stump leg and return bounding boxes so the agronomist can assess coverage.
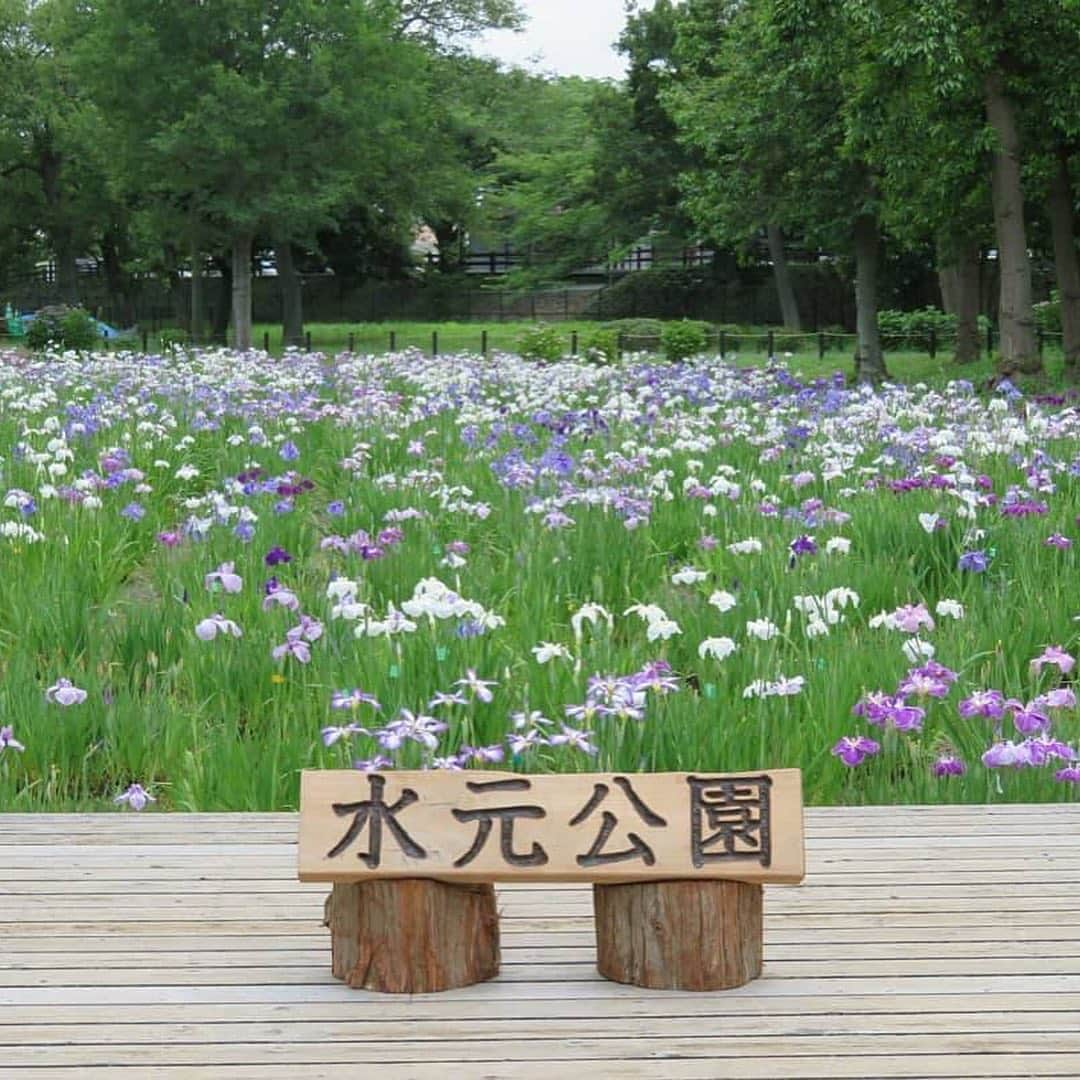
[593,880,762,991]
[323,879,500,993]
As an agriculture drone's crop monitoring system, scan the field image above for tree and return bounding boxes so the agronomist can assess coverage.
[670,0,888,379]
[76,0,521,349]
[0,0,114,305]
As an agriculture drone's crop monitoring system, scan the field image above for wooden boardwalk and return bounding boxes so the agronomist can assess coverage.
[2,805,1078,1079]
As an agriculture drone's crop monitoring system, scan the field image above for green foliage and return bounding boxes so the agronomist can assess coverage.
[594,268,717,320]
[1035,291,1062,333]
[877,306,992,348]
[515,322,565,361]
[25,305,98,351]
[660,318,709,362]
[580,327,620,365]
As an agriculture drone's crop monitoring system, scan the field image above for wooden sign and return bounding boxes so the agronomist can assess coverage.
[298,769,804,885]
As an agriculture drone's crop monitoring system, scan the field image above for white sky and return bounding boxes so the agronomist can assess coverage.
[475,0,653,80]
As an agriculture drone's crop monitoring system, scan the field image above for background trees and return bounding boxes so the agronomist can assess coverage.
[1,0,1079,379]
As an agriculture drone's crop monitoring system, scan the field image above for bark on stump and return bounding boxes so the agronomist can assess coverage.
[594,880,762,991]
[323,879,500,993]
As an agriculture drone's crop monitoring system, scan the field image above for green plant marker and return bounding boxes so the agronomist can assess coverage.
[388,664,400,679]
[436,646,448,662]
[432,543,443,555]
[703,683,717,699]
[817,658,827,670]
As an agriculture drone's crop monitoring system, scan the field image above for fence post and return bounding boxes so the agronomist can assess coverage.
[928,327,936,360]
[564,290,569,319]
[987,323,993,356]
[304,331,311,352]
[571,329,578,356]
[767,330,774,357]
[818,332,825,360]
[720,330,727,358]
[263,331,270,353]
[481,329,488,357]
[390,330,396,352]
[348,332,355,354]
[432,330,438,357]
[1038,329,1044,358]
[141,328,149,353]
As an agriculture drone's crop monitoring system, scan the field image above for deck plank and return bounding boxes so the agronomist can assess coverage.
[1,804,1076,1079]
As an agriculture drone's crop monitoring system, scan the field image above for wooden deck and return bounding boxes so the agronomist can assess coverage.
[2,804,1078,1079]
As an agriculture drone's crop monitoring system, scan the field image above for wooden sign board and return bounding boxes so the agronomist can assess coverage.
[298,769,804,885]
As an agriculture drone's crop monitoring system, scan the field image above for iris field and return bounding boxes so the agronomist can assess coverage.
[1,344,1078,811]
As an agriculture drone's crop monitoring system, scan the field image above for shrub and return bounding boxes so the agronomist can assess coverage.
[660,319,710,362]
[581,328,620,365]
[516,323,565,361]
[157,328,189,350]
[25,306,100,352]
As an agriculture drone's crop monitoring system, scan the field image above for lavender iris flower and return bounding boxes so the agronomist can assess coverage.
[958,550,989,572]
[45,678,88,706]
[114,783,155,811]
[0,725,25,752]
[204,561,243,594]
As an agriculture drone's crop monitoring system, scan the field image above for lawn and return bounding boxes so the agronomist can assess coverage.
[0,342,1077,812]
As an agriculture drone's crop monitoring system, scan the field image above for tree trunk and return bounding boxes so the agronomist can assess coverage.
[190,240,205,345]
[231,232,253,351]
[853,212,887,383]
[101,226,132,327]
[210,255,231,344]
[941,239,982,365]
[323,880,500,993]
[954,243,981,365]
[276,237,304,347]
[938,263,958,316]
[1048,148,1080,373]
[594,880,762,991]
[767,223,801,329]
[39,145,79,306]
[984,69,1038,373]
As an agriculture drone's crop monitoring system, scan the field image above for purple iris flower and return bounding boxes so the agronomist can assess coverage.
[958,690,1006,719]
[121,502,146,521]
[932,755,966,777]
[1007,701,1051,735]
[233,522,255,542]
[1045,534,1072,550]
[264,546,292,566]
[327,500,345,516]
[789,535,818,557]
[958,550,989,573]
[831,735,881,767]
[279,441,300,461]
[1055,766,1080,782]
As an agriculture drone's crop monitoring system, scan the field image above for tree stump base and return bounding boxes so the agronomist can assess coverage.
[323,879,500,993]
[594,879,762,991]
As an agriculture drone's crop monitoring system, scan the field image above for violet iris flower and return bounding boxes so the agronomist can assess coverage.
[454,668,498,703]
[1031,645,1076,676]
[958,689,1006,719]
[831,735,881,767]
[264,546,292,566]
[332,688,381,711]
[958,550,989,572]
[932,755,966,777]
